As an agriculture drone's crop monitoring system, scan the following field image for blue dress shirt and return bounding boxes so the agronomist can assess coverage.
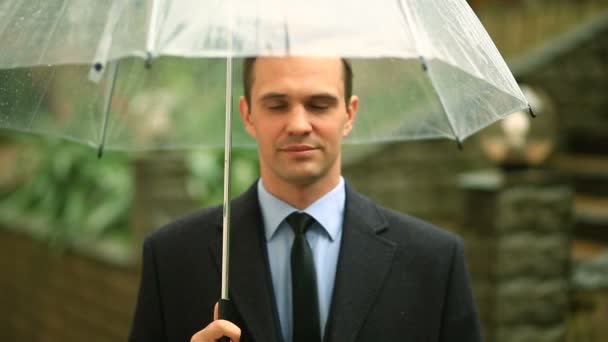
[257,178,345,342]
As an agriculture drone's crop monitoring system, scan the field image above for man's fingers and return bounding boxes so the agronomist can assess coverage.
[190,301,240,342]
[190,320,241,342]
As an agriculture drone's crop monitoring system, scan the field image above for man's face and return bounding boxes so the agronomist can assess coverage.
[239,57,358,187]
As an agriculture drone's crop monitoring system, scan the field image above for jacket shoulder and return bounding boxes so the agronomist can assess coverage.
[346,184,461,248]
[361,198,464,266]
[373,203,466,287]
[381,205,461,244]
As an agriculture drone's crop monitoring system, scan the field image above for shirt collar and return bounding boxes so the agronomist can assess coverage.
[257,177,345,242]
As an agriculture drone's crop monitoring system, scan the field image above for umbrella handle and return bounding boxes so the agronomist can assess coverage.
[217,298,237,342]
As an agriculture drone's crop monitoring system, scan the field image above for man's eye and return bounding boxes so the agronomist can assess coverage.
[267,104,288,110]
[308,103,330,111]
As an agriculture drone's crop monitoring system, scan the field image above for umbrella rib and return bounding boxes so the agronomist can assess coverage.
[89,1,128,81]
[145,0,161,60]
[35,0,69,66]
[28,67,56,130]
[0,1,22,40]
[423,59,463,147]
[396,0,462,146]
[97,61,120,158]
[283,15,291,54]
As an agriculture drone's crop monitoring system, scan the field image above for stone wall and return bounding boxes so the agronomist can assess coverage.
[0,228,138,342]
[343,140,488,231]
[461,171,574,342]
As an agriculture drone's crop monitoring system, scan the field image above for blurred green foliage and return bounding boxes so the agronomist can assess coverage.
[0,58,262,249]
[186,147,259,208]
[0,133,260,248]
[0,138,133,247]
[1,56,258,271]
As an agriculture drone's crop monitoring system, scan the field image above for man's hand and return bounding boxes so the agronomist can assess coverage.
[190,303,241,342]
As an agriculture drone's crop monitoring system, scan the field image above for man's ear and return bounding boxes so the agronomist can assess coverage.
[343,95,359,137]
[239,96,256,138]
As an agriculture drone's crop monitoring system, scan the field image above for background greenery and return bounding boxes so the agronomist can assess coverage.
[0,133,259,250]
[0,59,260,249]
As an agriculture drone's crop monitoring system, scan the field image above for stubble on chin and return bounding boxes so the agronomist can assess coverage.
[274,158,323,186]
[276,148,343,188]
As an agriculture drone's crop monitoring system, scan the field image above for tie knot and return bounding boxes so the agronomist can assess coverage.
[286,212,314,235]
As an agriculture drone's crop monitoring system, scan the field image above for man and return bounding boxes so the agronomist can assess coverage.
[129,57,482,342]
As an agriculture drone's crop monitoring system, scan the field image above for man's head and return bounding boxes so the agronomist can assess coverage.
[242,57,353,107]
[238,57,359,192]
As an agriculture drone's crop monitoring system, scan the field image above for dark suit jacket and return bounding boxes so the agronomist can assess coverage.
[129,182,482,342]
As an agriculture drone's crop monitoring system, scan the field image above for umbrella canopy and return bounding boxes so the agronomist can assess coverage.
[0,0,529,151]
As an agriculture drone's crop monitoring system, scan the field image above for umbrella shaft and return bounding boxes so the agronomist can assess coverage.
[221,55,233,300]
[97,61,120,158]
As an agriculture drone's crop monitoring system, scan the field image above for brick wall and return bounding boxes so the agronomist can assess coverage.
[0,227,139,342]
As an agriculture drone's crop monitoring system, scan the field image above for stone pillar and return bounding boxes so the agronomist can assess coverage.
[131,153,198,258]
[460,169,573,342]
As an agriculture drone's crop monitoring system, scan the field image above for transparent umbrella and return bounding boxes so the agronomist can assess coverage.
[1,0,530,149]
[0,0,531,323]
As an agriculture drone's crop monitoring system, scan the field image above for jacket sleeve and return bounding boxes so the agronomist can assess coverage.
[129,238,168,342]
[439,238,483,342]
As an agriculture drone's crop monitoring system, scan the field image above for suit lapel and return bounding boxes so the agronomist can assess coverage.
[324,186,397,342]
[210,184,281,342]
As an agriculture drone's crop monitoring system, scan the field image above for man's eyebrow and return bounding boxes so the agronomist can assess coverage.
[258,92,288,101]
[309,93,339,102]
[257,92,340,102]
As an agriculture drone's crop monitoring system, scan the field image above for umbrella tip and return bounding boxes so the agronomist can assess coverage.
[145,52,153,69]
[456,139,463,151]
[527,103,536,118]
[419,56,428,72]
[97,144,104,159]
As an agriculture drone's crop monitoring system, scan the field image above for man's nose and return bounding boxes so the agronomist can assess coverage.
[286,106,312,135]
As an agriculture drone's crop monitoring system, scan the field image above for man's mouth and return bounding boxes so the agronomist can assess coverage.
[282,145,316,152]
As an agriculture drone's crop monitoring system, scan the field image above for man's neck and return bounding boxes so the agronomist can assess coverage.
[260,175,341,210]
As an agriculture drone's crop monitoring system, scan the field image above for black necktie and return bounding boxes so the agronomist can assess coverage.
[287,212,321,342]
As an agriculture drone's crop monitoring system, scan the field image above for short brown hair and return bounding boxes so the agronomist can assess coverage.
[242,57,353,106]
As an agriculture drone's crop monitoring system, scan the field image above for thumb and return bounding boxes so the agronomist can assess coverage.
[214,302,219,321]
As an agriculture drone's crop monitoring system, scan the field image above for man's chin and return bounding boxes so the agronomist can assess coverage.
[279,169,324,186]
